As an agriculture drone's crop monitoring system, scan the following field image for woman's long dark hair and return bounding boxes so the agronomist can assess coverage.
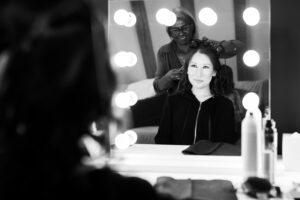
[0,0,116,197]
[218,64,235,95]
[176,44,227,96]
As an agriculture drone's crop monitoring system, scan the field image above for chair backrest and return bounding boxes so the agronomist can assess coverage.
[126,78,156,100]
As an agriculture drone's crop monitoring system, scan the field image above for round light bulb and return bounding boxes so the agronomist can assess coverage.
[114,9,129,26]
[242,92,260,111]
[125,12,137,27]
[124,130,138,145]
[243,50,260,67]
[156,8,176,26]
[126,52,137,67]
[126,91,138,106]
[113,51,128,67]
[115,133,130,149]
[113,51,137,67]
[198,7,218,26]
[114,92,131,108]
[243,7,260,26]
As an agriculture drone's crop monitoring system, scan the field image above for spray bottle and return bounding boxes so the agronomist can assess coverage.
[241,92,263,180]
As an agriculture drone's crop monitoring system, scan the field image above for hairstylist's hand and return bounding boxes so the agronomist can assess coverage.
[165,68,184,81]
[154,176,192,199]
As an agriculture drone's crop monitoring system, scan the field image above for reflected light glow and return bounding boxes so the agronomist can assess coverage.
[243,7,260,26]
[126,52,138,67]
[125,12,137,27]
[114,9,137,27]
[126,91,138,106]
[115,133,130,149]
[198,7,218,26]
[242,92,260,111]
[156,8,176,26]
[243,50,260,67]
[114,91,138,108]
[113,51,137,67]
[114,9,128,26]
[124,130,138,145]
[115,92,130,108]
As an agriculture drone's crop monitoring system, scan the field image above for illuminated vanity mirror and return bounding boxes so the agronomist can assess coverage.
[108,0,270,150]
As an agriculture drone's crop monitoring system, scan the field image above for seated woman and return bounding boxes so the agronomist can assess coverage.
[155,44,240,145]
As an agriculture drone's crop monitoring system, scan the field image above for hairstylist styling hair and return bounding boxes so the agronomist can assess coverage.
[130,7,244,129]
[153,7,244,95]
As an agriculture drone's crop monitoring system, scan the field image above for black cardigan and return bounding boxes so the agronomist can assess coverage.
[155,91,239,145]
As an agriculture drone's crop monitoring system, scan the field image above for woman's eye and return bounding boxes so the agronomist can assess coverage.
[190,64,197,68]
[203,65,210,69]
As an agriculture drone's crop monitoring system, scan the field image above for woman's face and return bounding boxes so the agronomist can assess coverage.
[169,18,194,45]
[187,52,216,90]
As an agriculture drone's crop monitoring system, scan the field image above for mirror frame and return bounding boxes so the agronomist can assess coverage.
[107,0,270,148]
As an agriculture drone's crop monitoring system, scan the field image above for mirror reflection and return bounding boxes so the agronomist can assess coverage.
[108,0,270,152]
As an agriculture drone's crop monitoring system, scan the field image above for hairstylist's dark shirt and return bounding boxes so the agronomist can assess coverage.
[153,41,184,94]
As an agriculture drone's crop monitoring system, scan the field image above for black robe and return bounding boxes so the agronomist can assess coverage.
[155,91,239,145]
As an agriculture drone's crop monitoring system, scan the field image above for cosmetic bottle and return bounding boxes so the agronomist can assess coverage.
[241,109,262,180]
[262,119,277,184]
[241,92,263,180]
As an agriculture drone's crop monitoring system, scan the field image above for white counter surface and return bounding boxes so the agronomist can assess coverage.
[104,144,300,199]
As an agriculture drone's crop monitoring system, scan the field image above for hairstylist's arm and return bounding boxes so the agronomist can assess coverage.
[154,68,183,93]
[154,50,182,93]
